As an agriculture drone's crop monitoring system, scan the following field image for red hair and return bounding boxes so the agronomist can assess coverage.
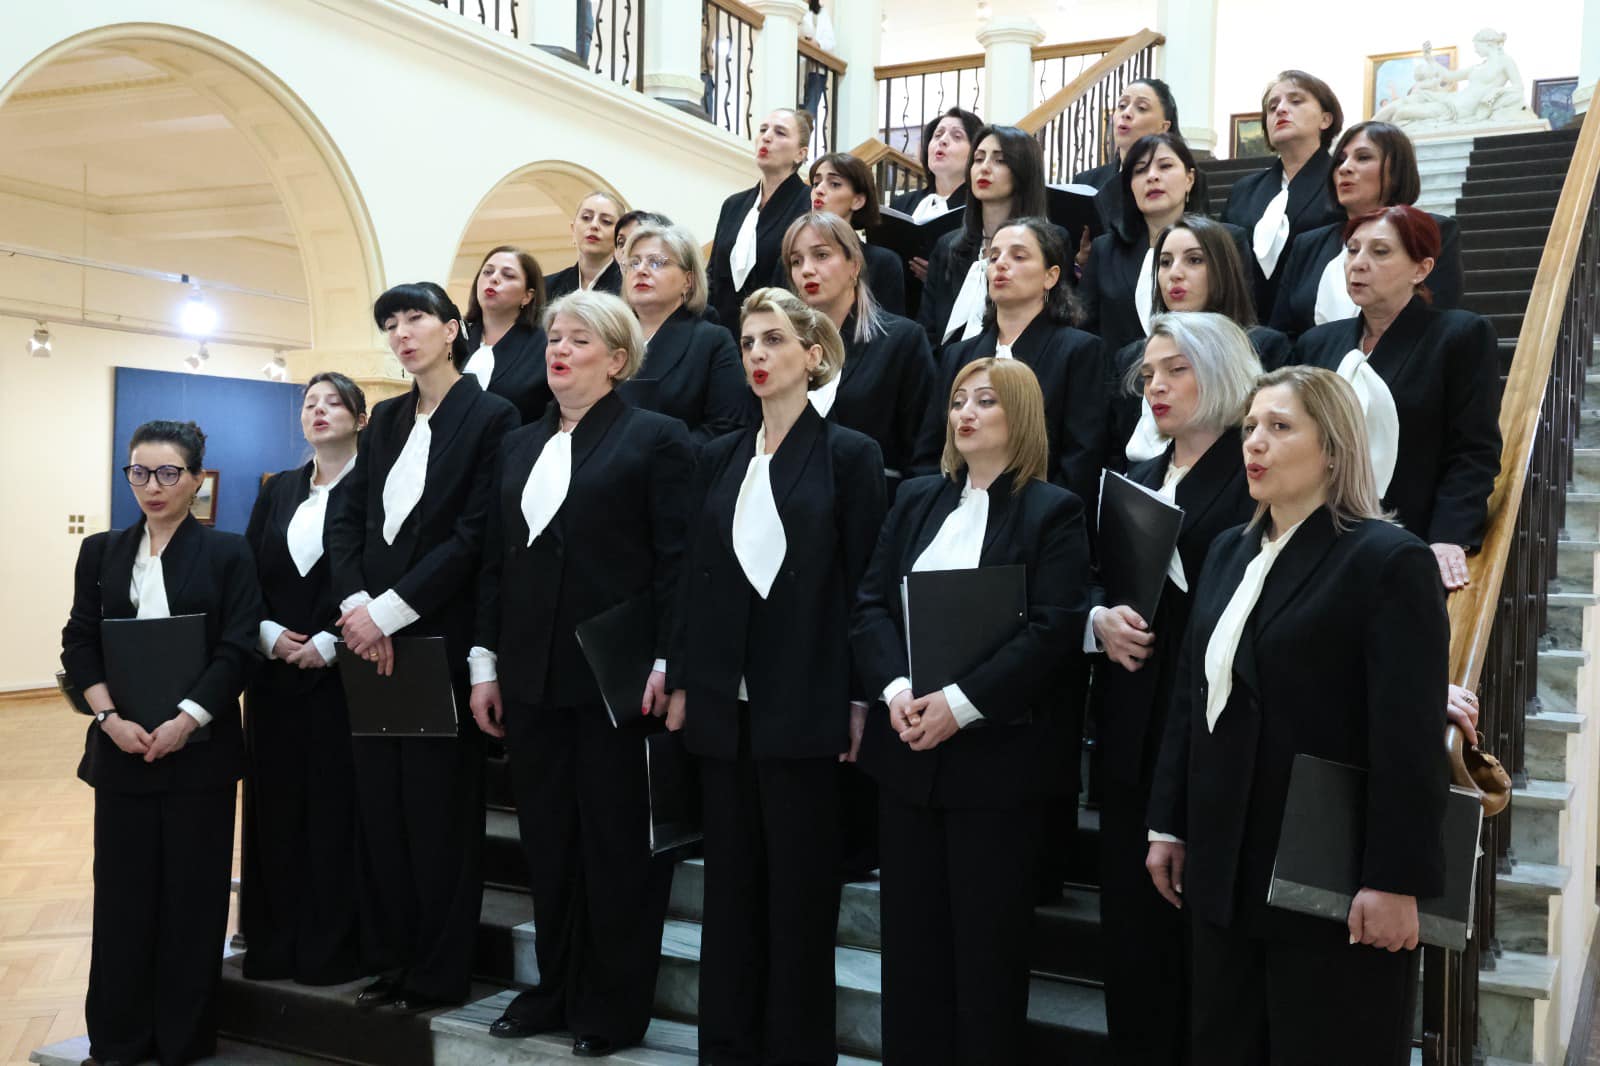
[1343,205,1440,303]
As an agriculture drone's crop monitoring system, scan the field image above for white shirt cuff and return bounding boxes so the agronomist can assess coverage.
[339,590,373,613]
[1147,831,1184,843]
[367,589,420,636]
[179,699,213,727]
[310,631,339,665]
[652,658,667,674]
[1083,605,1107,653]
[468,646,498,685]
[943,682,983,728]
[882,677,913,705]
[259,619,288,659]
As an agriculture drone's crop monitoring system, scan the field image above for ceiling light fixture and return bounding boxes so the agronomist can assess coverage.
[26,321,51,357]
[184,341,211,373]
[261,355,288,382]
[178,281,219,338]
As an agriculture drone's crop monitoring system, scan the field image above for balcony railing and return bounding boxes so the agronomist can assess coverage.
[702,0,761,139]
[430,0,520,34]
[584,0,644,90]
[874,53,984,160]
[798,39,845,158]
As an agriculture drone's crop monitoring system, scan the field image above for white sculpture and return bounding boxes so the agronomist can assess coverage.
[1374,29,1546,134]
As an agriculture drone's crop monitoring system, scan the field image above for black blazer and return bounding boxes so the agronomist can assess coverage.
[667,404,886,761]
[829,310,937,483]
[1222,151,1344,311]
[1268,215,1464,339]
[706,173,812,330]
[1089,434,1253,786]
[1072,160,1122,238]
[1147,509,1449,939]
[325,375,519,671]
[545,259,624,301]
[62,515,263,794]
[888,183,969,215]
[863,240,907,317]
[850,472,1091,808]
[917,223,1072,351]
[912,313,1108,519]
[462,320,552,425]
[1292,297,1502,547]
[630,304,750,442]
[1079,222,1252,356]
[476,390,693,709]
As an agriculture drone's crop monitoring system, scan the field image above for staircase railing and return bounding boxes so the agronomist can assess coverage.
[798,40,845,157]
[1422,91,1600,1066]
[850,137,924,205]
[1016,28,1163,184]
[702,0,762,139]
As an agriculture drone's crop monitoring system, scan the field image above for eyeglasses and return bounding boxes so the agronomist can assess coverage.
[123,464,188,487]
[625,255,679,273]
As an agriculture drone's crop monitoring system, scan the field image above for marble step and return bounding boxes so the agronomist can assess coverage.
[1575,447,1600,491]
[1536,647,1588,709]
[30,1035,334,1066]
[1523,706,1587,781]
[1555,536,1598,587]
[1409,1049,1531,1066]
[1494,860,1569,955]
[1564,490,1600,539]
[1585,371,1600,407]
[1508,778,1575,867]
[1478,950,1559,1063]
[1545,590,1594,656]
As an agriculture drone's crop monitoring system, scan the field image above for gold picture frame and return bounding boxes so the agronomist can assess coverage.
[1364,45,1458,120]
[1229,112,1268,159]
[191,469,219,526]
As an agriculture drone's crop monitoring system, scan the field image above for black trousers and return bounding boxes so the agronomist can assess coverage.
[836,761,878,880]
[698,730,841,1065]
[502,700,673,1043]
[87,785,237,1066]
[877,794,1036,1066]
[1189,914,1419,1066]
[241,673,363,984]
[351,694,484,1003]
[1099,777,1187,1066]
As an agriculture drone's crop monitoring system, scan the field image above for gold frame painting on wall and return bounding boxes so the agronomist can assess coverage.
[1230,113,1269,159]
[1364,45,1458,119]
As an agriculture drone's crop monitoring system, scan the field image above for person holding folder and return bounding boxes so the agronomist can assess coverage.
[461,245,551,425]
[665,287,886,1064]
[1145,365,1449,1065]
[61,419,264,1066]
[1087,313,1260,1066]
[326,282,519,1013]
[241,371,367,986]
[850,356,1091,1065]
[466,290,693,1056]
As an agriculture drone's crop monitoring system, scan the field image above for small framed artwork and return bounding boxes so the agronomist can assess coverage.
[192,469,219,526]
[1230,113,1269,159]
[1365,45,1457,119]
[1533,77,1579,130]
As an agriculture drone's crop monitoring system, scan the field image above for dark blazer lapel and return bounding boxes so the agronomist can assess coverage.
[979,471,1021,558]
[769,402,825,513]
[756,173,808,239]
[1286,150,1333,228]
[159,514,205,607]
[1176,430,1243,535]
[839,312,867,389]
[1366,296,1432,381]
[102,521,144,617]
[1211,520,1269,697]
[1251,505,1339,633]
[641,306,697,383]
[907,477,965,562]
[1009,314,1053,365]
[569,390,626,478]
[425,375,483,471]
[1247,160,1285,218]
[1127,445,1172,491]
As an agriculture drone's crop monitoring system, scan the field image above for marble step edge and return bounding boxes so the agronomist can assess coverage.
[1555,537,1600,553]
[1524,707,1586,735]
[30,1036,331,1066]
[1512,777,1575,810]
[1546,590,1598,608]
[1537,648,1591,672]
[1409,1050,1531,1066]
[1478,949,1558,1000]
[1496,859,1569,899]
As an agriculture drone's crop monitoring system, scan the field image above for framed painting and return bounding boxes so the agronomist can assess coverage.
[1365,46,1457,119]
[1230,112,1269,159]
[191,469,219,526]
[1533,77,1578,130]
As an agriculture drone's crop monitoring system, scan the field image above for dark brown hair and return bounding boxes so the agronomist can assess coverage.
[1327,121,1421,208]
[808,152,882,229]
[1152,216,1257,327]
[463,245,546,330]
[1261,70,1343,152]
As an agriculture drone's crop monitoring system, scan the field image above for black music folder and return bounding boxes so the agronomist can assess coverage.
[1046,183,1103,241]
[338,636,459,736]
[901,565,1027,699]
[1096,469,1185,623]
[101,614,210,742]
[871,204,966,261]
[646,730,701,857]
[1267,755,1483,951]
[575,593,659,729]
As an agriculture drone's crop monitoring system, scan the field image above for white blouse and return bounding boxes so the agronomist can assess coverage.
[131,525,212,726]
[259,455,354,666]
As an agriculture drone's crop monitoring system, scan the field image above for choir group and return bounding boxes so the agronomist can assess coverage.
[61,66,1504,1066]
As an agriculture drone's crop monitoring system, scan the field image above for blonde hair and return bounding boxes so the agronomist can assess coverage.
[739,286,844,387]
[940,357,1049,485]
[543,290,645,382]
[779,212,884,345]
[624,224,709,315]
[774,108,816,168]
[1245,365,1392,532]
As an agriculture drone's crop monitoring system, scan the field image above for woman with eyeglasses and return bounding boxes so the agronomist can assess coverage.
[462,245,551,424]
[622,222,751,441]
[546,191,626,300]
[62,419,264,1066]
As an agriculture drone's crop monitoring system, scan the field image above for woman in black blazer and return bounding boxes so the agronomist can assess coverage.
[665,287,886,1063]
[1071,77,1179,253]
[851,356,1091,1065]
[241,372,366,987]
[809,151,906,315]
[706,108,815,330]
[889,107,981,317]
[1146,365,1450,1066]
[61,419,263,1066]
[326,282,519,1013]
[1291,205,1501,589]
[1080,133,1250,358]
[545,191,625,300]
[1222,70,1345,312]
[1087,313,1261,1066]
[1270,122,1463,339]
[468,291,693,1056]
[621,222,750,440]
[783,210,936,494]
[462,245,552,424]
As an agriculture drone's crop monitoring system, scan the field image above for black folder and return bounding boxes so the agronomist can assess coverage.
[901,565,1027,700]
[646,730,702,857]
[101,614,210,742]
[1267,754,1483,951]
[575,592,659,730]
[338,636,459,736]
[870,204,966,261]
[1046,183,1103,242]
[1096,469,1185,623]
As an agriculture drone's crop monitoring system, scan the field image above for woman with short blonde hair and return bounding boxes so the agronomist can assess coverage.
[543,290,645,382]
[939,356,1048,483]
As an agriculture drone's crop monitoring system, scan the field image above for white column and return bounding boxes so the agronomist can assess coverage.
[642,0,707,113]
[519,0,583,65]
[833,0,883,150]
[1576,0,1600,112]
[1156,0,1218,154]
[748,0,808,123]
[977,16,1043,127]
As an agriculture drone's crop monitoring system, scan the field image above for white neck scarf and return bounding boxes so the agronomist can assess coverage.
[1134,247,1156,336]
[729,201,761,291]
[1313,249,1359,326]
[994,342,1013,360]
[1125,399,1166,463]
[808,372,842,418]
[911,192,949,224]
[1202,517,1305,731]
[1252,176,1292,277]
[131,525,171,620]
[381,411,431,545]
[1157,462,1190,594]
[465,342,496,388]
[731,426,787,598]
[943,257,988,342]
[286,455,355,577]
[1336,347,1399,497]
[912,480,988,572]
[520,427,574,546]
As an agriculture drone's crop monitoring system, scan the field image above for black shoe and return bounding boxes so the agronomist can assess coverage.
[488,1014,554,1039]
[573,1035,619,1057]
[354,976,401,1010]
[386,992,454,1016]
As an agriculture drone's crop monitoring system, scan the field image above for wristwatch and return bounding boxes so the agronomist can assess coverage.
[94,709,115,724]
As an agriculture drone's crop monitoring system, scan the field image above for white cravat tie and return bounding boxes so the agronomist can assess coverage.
[731,426,787,598]
[1202,518,1303,732]
[381,411,431,545]
[520,428,574,545]
[1125,400,1166,463]
[994,343,1013,360]
[911,481,988,572]
[131,527,171,620]
[465,342,496,388]
[286,456,354,577]
[1133,247,1155,336]
[1157,462,1190,594]
[1313,250,1359,326]
[729,202,761,290]
[911,193,949,223]
[808,372,842,418]
[1252,177,1292,277]
[1335,348,1399,497]
[943,257,988,342]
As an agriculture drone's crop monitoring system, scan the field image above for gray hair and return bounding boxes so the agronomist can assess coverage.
[543,290,645,382]
[1123,311,1263,433]
[624,224,709,315]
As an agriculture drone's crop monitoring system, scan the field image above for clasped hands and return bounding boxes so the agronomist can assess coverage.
[888,690,959,751]
[102,710,198,763]
[271,629,331,670]
[337,604,393,676]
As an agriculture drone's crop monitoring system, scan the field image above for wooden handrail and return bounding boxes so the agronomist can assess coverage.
[799,39,847,75]
[1016,28,1164,134]
[874,33,1137,82]
[1032,36,1132,62]
[707,0,765,30]
[848,137,924,178]
[1447,93,1600,687]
